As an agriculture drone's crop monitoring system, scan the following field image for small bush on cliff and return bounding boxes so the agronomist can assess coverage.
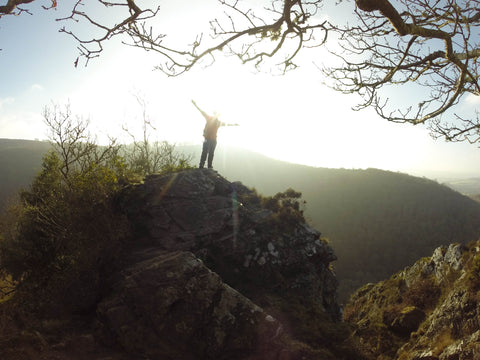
[467,251,480,290]
[236,187,306,232]
[262,188,306,231]
[403,275,441,311]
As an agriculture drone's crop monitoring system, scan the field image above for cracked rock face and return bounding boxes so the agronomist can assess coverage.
[346,242,480,360]
[101,169,341,359]
[118,169,340,319]
[97,249,283,360]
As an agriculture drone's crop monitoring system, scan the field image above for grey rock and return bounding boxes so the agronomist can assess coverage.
[100,169,342,359]
[431,244,465,283]
[347,241,480,360]
[119,169,340,320]
[97,249,284,360]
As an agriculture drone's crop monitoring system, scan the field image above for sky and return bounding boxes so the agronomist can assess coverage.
[1,0,480,180]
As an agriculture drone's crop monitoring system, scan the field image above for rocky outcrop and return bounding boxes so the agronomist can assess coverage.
[99,169,342,359]
[97,249,284,360]
[345,241,480,360]
[117,169,340,317]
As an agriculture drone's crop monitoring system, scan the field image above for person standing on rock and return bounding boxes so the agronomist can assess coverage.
[192,100,238,169]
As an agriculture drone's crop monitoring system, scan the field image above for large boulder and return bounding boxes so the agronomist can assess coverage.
[97,249,284,360]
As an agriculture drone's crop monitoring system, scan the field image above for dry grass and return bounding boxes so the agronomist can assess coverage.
[402,275,441,311]
[0,274,16,304]
[432,329,455,357]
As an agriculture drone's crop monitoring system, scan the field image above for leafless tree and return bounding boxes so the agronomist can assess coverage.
[2,0,480,143]
[43,103,120,184]
[122,95,156,175]
[122,94,193,176]
[324,0,480,144]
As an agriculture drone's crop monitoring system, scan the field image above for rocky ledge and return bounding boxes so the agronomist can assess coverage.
[345,242,480,360]
[98,169,342,359]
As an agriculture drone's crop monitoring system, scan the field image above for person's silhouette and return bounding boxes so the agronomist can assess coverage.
[192,100,238,169]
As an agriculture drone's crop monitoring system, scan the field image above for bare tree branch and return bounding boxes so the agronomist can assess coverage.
[122,0,328,75]
[43,102,121,186]
[2,0,480,144]
[323,0,480,143]
[0,0,35,16]
[55,0,160,66]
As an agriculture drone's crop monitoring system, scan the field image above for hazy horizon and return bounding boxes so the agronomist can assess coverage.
[3,137,479,184]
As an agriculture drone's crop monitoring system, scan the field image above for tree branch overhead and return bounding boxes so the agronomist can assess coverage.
[1,0,480,144]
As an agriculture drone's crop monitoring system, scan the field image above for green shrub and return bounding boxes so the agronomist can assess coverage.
[402,275,441,311]
[0,150,130,313]
[236,187,306,232]
[261,188,306,231]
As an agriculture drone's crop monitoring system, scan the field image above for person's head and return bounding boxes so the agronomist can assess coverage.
[213,111,220,120]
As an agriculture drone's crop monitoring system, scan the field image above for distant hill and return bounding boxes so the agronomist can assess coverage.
[443,177,480,200]
[0,139,50,210]
[2,139,480,302]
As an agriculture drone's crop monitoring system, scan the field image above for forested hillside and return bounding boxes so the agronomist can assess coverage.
[0,139,50,211]
[2,140,480,302]
[306,169,480,300]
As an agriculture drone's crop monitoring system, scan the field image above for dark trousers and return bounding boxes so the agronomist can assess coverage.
[200,139,217,168]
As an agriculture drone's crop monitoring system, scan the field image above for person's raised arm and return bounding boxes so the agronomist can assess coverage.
[191,100,208,119]
[220,121,240,127]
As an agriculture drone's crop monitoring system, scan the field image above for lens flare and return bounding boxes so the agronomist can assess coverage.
[231,183,240,249]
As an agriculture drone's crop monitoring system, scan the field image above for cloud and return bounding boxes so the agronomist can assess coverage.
[30,84,44,91]
[464,93,480,105]
[0,111,47,140]
[0,96,15,109]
